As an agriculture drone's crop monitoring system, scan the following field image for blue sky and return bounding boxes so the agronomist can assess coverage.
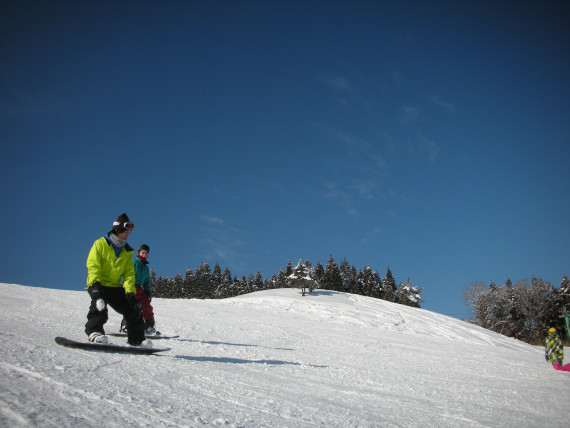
[1,1,568,319]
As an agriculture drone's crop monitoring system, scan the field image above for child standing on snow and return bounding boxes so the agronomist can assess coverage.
[121,244,160,336]
[545,327,567,370]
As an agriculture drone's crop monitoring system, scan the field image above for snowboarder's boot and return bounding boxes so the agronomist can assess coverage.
[144,319,160,336]
[119,317,128,333]
[88,332,109,344]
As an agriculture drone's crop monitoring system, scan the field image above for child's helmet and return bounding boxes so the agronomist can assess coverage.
[549,327,557,335]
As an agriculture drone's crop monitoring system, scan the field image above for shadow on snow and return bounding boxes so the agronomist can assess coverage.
[174,354,326,367]
[178,338,295,351]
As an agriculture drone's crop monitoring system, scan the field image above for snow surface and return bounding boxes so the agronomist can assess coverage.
[1,283,568,427]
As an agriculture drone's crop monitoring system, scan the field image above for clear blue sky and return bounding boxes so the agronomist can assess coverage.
[1,1,568,319]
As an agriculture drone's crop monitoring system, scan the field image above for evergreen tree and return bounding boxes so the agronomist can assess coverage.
[371,270,383,298]
[212,263,222,297]
[183,268,194,298]
[155,275,167,298]
[289,260,317,296]
[165,275,175,298]
[395,278,423,308]
[269,273,278,290]
[173,273,184,298]
[150,269,163,297]
[360,266,376,297]
[382,267,397,302]
[324,255,343,291]
[285,260,293,276]
[348,265,359,294]
[246,273,255,294]
[194,262,212,299]
[232,276,241,296]
[313,262,325,289]
[339,258,351,292]
[152,272,164,298]
[219,266,233,298]
[235,275,248,296]
[254,270,265,292]
[277,269,289,289]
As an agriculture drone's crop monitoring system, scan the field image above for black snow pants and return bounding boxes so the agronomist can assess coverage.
[85,286,145,345]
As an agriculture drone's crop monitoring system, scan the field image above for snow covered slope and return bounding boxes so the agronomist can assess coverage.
[0,283,567,427]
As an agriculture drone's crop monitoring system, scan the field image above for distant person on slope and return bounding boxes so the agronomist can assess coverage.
[85,213,150,347]
[120,244,160,336]
[545,327,569,371]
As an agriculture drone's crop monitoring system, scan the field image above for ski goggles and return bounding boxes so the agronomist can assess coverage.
[113,221,135,231]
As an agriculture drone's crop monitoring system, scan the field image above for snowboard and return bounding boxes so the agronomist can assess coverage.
[108,333,179,340]
[55,336,170,354]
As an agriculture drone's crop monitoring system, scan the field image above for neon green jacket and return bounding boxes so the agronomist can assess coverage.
[86,237,136,294]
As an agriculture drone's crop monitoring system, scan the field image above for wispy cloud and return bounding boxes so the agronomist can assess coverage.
[361,227,382,244]
[324,182,351,205]
[312,67,445,215]
[404,131,440,163]
[317,74,353,93]
[399,105,420,126]
[352,180,377,200]
[314,125,390,216]
[392,68,403,86]
[429,95,456,114]
[201,215,225,225]
[398,104,441,163]
[319,125,387,171]
[198,216,247,272]
[323,181,359,217]
[387,188,412,204]
[419,133,440,163]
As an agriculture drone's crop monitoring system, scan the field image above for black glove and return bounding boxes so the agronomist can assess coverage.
[88,282,103,300]
[145,290,152,302]
[126,293,138,309]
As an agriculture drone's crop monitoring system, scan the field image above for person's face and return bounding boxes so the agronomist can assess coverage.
[116,229,132,240]
[139,250,149,258]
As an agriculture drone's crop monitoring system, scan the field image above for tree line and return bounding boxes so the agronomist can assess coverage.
[151,255,423,308]
[464,276,570,344]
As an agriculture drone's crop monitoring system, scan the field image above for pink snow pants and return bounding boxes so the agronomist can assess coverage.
[553,362,570,372]
[135,285,154,322]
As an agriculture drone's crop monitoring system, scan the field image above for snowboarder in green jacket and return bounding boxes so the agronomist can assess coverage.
[85,213,149,347]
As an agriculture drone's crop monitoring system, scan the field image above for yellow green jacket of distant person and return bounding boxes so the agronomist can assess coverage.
[86,236,136,294]
[545,328,564,365]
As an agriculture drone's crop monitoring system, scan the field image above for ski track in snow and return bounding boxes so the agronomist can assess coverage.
[0,283,568,427]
